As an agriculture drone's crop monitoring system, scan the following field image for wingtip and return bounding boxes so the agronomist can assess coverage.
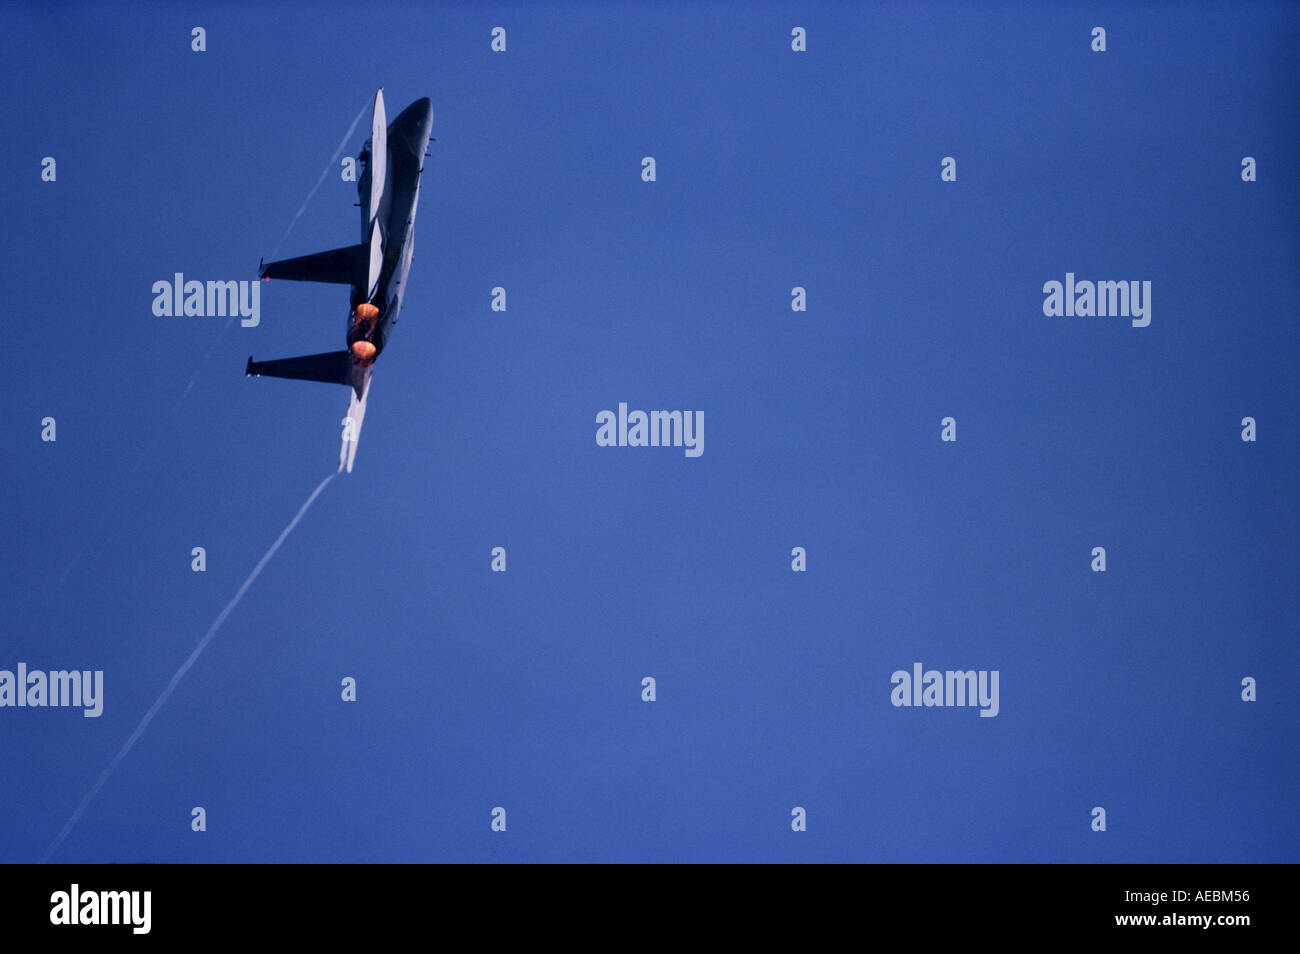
[245,356,255,376]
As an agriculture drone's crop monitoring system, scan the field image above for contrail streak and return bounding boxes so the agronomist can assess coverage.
[58,317,238,585]
[60,97,366,587]
[266,98,370,263]
[41,471,337,862]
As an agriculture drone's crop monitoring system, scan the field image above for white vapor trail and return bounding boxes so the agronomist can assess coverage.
[41,471,337,863]
[59,99,366,588]
[266,98,370,263]
[58,317,239,586]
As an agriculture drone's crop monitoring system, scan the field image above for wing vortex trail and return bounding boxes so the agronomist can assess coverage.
[58,316,240,585]
[41,471,337,863]
[60,99,366,587]
[266,97,371,263]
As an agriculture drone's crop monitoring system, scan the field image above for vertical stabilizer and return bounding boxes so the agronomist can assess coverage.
[339,367,372,473]
[367,89,387,228]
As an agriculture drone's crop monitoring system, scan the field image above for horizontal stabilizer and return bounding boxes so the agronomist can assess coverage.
[259,243,369,285]
[247,351,352,387]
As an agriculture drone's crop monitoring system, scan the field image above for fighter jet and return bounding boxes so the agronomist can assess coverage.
[247,89,433,472]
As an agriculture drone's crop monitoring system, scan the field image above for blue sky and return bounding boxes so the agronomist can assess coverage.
[1,0,1296,862]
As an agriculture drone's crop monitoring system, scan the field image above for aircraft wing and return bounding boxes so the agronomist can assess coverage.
[259,244,370,285]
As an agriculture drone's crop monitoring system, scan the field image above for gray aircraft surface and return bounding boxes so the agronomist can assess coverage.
[247,89,433,472]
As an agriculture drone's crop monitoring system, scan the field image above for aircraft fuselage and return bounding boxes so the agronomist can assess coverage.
[247,90,432,473]
[350,96,433,361]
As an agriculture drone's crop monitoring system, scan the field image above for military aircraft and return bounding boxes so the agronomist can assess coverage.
[247,89,433,472]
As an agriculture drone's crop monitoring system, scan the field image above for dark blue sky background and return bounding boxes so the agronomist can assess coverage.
[2,1,1296,862]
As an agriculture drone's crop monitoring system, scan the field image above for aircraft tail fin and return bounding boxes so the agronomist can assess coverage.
[339,366,372,473]
[367,89,387,228]
[247,351,353,387]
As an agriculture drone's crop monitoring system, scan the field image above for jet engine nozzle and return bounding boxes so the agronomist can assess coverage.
[351,340,377,363]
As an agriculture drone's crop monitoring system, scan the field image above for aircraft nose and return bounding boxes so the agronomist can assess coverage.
[396,98,432,129]
[391,97,433,153]
[412,98,432,135]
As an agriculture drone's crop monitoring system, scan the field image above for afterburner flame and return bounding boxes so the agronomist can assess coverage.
[354,303,379,323]
[351,340,377,361]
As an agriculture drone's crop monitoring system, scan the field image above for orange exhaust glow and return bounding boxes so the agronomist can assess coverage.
[354,303,379,322]
[351,340,377,361]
